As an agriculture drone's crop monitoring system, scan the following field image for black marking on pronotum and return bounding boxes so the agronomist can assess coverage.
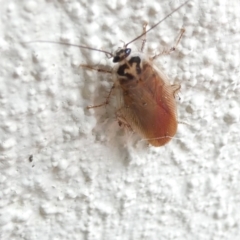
[117,64,134,80]
[129,57,141,75]
[117,56,142,78]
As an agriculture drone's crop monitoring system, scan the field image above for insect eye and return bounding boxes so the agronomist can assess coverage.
[125,48,131,57]
[113,48,132,63]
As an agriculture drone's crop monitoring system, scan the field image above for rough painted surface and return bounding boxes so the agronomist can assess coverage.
[1,0,240,239]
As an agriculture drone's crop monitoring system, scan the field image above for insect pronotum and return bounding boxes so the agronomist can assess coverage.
[26,0,190,147]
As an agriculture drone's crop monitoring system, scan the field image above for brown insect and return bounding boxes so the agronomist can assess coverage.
[81,2,188,147]
[26,1,189,147]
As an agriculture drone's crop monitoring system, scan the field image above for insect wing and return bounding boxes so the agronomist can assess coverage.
[118,62,178,146]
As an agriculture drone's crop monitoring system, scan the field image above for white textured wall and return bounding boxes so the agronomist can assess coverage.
[1,0,240,239]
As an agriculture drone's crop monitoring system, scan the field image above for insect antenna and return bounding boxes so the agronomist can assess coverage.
[125,0,190,47]
[22,40,114,58]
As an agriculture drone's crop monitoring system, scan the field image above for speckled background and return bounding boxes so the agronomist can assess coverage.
[1,0,240,239]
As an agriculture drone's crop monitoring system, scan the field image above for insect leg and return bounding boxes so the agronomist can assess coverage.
[151,28,185,60]
[115,108,133,132]
[171,84,181,98]
[169,28,185,52]
[87,84,115,109]
[80,64,112,74]
[140,23,148,52]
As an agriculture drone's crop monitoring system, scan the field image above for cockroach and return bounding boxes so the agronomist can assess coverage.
[26,0,190,147]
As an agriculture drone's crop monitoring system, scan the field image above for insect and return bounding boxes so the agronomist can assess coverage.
[82,2,189,147]
[26,1,190,147]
